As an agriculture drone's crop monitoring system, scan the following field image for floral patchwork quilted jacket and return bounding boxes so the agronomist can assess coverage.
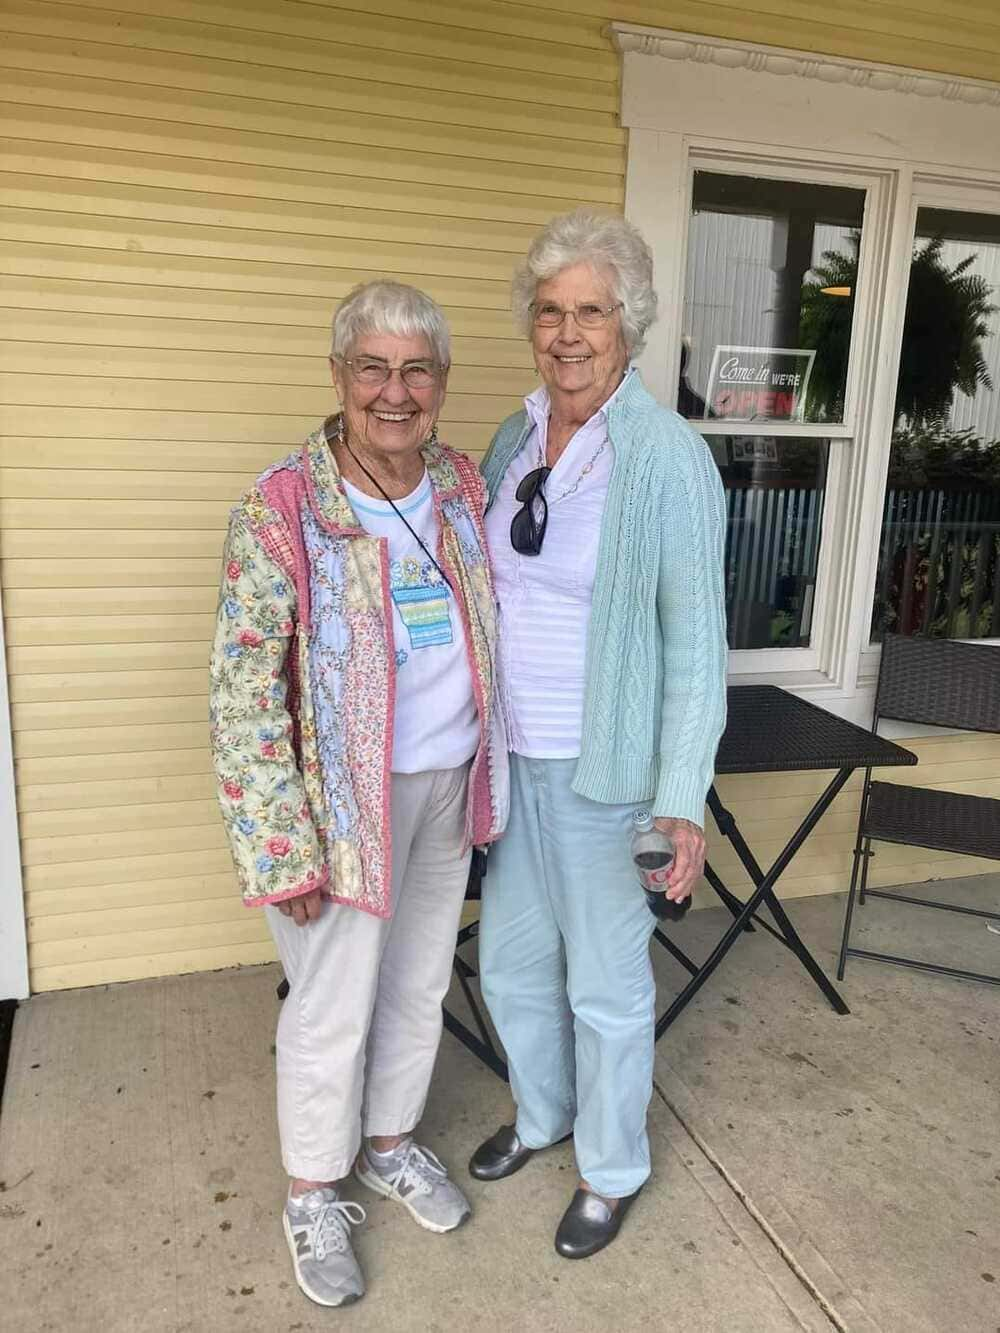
[209,418,509,917]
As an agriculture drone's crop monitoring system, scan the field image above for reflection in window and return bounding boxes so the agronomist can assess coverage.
[872,209,1000,641]
[708,437,829,649]
[680,172,866,424]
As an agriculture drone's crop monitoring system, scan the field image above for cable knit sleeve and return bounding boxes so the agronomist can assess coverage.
[652,427,728,825]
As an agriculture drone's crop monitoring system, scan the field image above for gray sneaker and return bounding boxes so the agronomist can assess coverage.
[282,1187,366,1308]
[355,1139,471,1234]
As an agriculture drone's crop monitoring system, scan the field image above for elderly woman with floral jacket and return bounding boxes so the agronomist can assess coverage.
[210,280,507,1310]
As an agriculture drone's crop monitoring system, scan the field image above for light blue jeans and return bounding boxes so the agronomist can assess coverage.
[479,755,658,1198]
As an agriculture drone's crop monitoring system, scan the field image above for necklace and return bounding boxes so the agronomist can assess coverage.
[336,423,496,685]
[539,435,607,503]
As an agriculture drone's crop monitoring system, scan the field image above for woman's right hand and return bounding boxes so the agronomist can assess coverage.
[278,888,324,926]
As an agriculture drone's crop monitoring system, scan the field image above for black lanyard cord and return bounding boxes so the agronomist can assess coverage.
[340,437,495,683]
[343,439,449,583]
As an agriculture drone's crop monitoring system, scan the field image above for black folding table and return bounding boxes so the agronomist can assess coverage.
[652,685,917,1034]
[443,685,917,1077]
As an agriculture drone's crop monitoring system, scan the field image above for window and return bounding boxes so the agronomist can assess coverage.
[614,21,1000,710]
[871,207,1000,642]
[680,172,866,426]
[679,169,870,655]
[712,436,828,649]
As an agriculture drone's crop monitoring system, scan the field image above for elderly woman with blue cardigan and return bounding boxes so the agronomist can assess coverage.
[470,209,727,1259]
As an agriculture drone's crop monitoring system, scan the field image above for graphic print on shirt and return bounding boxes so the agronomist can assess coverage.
[390,555,454,659]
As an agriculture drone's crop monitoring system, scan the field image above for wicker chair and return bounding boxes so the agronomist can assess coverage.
[837,634,1000,986]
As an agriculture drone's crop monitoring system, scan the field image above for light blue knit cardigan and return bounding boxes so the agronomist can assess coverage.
[481,371,728,827]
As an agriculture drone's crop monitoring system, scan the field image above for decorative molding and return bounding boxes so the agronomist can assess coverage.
[611,23,1000,110]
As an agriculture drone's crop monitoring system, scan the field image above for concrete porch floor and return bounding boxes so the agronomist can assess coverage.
[0,878,998,1332]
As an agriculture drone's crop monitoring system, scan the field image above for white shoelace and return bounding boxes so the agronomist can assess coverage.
[306,1198,366,1261]
[384,1141,447,1197]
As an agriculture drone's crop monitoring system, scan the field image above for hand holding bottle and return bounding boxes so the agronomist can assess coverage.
[652,815,706,903]
[630,810,690,922]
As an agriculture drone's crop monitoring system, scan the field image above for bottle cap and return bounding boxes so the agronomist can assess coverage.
[632,808,654,831]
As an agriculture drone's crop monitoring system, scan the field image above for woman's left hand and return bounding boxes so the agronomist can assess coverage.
[653,817,706,902]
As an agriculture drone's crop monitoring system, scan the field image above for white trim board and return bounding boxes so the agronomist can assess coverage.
[611,24,1000,172]
[0,577,28,1000]
[612,25,1000,110]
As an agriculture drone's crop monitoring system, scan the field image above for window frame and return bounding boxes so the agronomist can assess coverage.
[677,152,891,677]
[616,26,1000,724]
[857,175,1000,691]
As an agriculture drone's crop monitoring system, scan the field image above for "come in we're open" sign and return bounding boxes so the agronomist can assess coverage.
[704,345,816,422]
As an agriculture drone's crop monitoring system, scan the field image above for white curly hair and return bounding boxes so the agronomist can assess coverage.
[511,209,658,355]
[330,280,451,366]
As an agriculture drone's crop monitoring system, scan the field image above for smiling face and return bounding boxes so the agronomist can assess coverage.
[530,261,629,414]
[331,331,448,461]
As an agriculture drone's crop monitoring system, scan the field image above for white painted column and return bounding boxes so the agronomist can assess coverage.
[0,579,29,1000]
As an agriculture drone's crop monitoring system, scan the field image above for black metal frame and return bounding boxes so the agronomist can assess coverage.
[653,780,852,1037]
[837,634,1000,987]
[443,687,927,1079]
[0,999,16,1120]
[441,773,855,1080]
[444,914,509,1080]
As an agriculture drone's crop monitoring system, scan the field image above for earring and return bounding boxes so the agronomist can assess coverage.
[425,423,439,448]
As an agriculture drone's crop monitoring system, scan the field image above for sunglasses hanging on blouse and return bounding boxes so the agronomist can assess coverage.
[509,466,551,556]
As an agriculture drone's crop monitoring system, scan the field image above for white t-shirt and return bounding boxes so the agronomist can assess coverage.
[343,473,479,775]
[485,374,631,758]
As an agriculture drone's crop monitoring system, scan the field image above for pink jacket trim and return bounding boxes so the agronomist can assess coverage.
[244,864,331,908]
[260,469,314,633]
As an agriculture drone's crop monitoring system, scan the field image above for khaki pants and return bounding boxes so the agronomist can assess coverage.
[266,764,471,1182]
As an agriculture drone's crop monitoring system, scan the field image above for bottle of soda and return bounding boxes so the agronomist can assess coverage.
[630,809,691,922]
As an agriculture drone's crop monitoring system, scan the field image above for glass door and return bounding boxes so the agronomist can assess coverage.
[870,197,1000,643]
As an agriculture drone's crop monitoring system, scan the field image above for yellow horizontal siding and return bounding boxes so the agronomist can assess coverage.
[27,871,241,918]
[5,312,537,369]
[0,275,526,338]
[14,722,211,759]
[21,798,221,845]
[0,0,599,992]
[2,0,998,993]
[27,942,277,993]
[8,641,216,673]
[20,773,219,813]
[0,412,486,454]
[24,848,238,894]
[5,615,216,647]
[1,344,534,399]
[15,747,213,787]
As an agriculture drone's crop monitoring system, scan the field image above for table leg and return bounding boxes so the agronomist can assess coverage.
[655,771,852,1038]
[655,885,770,1037]
[653,927,700,976]
[714,771,852,1015]
[702,860,756,932]
[443,1007,509,1081]
[443,920,510,1081]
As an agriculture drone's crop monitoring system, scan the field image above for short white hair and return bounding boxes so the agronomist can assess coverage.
[511,209,658,355]
[330,280,451,366]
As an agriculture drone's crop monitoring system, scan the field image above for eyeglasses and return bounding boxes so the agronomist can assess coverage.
[529,302,623,329]
[510,466,551,556]
[342,357,441,389]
